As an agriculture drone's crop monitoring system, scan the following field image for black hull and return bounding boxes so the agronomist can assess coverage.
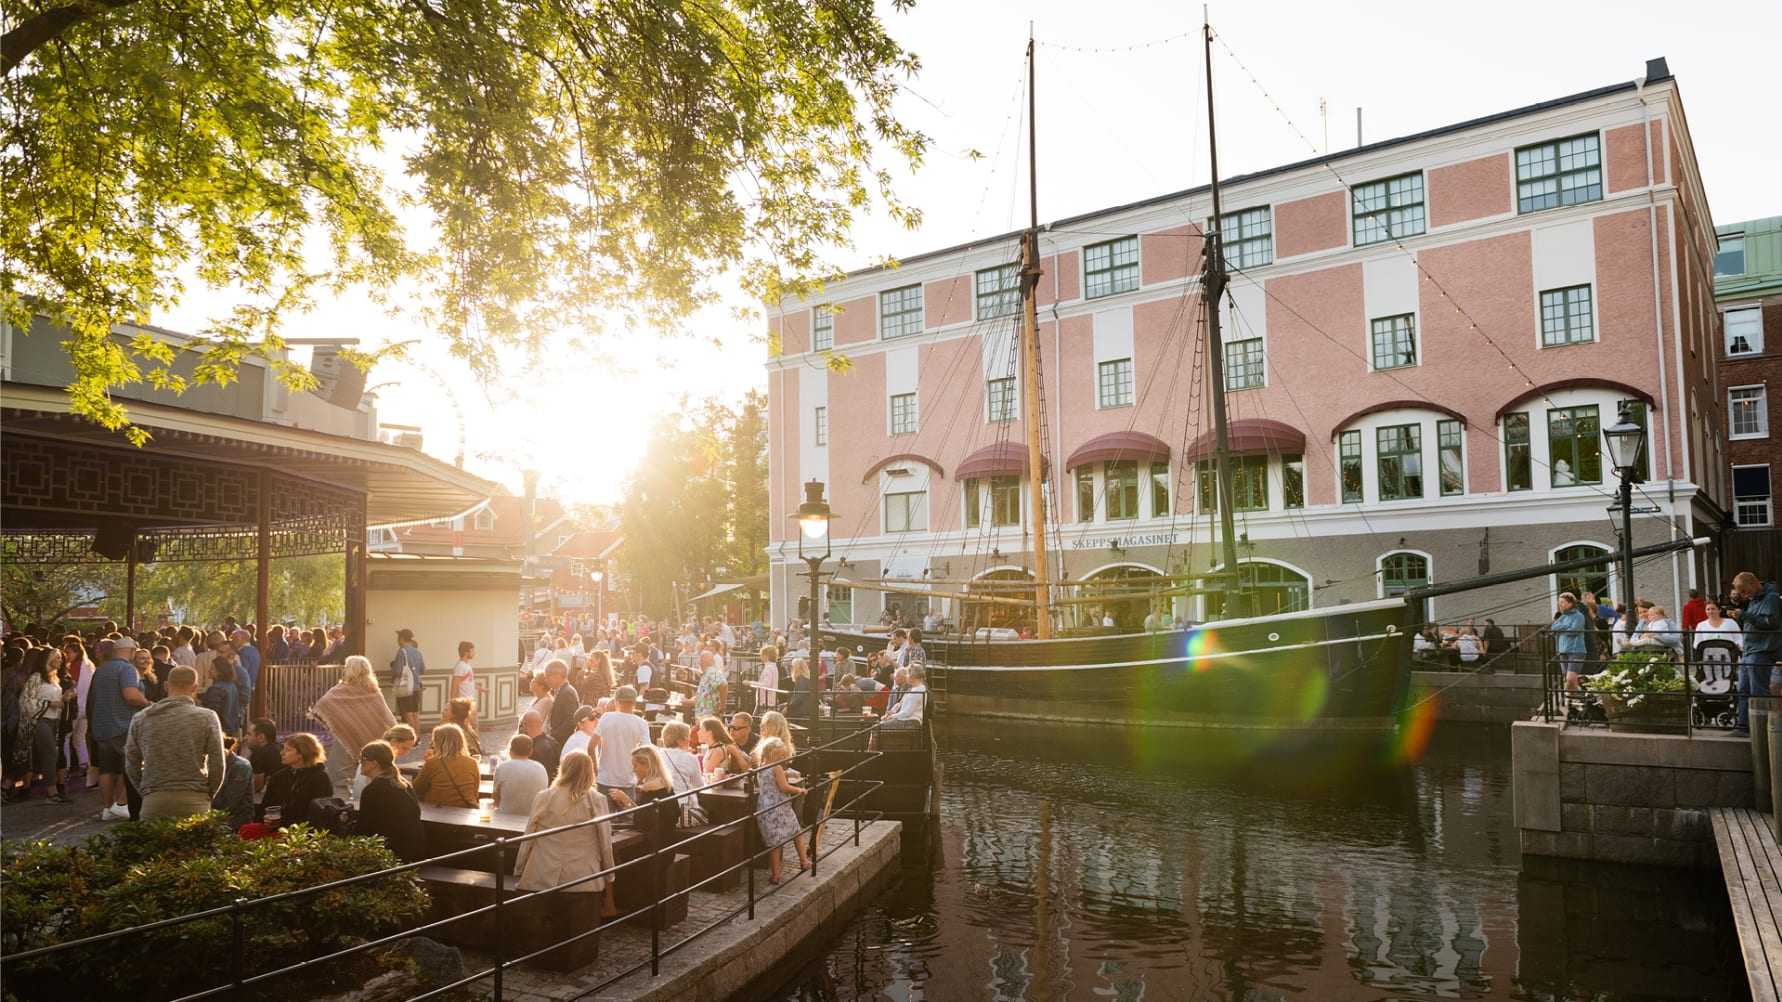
[829,600,1413,731]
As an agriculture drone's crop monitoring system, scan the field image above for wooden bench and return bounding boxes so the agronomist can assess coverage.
[1710,806,1782,1002]
[676,820,745,892]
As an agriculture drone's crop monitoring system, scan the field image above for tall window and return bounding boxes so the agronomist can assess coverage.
[1076,468,1095,523]
[1716,234,1747,277]
[826,584,854,624]
[1516,133,1603,214]
[1539,285,1594,346]
[1731,385,1769,439]
[1225,338,1265,390]
[986,377,1017,423]
[990,475,1021,526]
[1097,358,1134,408]
[1352,172,1425,246]
[1218,206,1273,269]
[1547,405,1602,486]
[890,392,918,435]
[1727,307,1764,356]
[1735,466,1773,527]
[879,284,923,339]
[964,478,982,529]
[1369,313,1417,369]
[1554,544,1611,605]
[1339,431,1363,503]
[1283,454,1305,509]
[813,305,834,351]
[1149,462,1170,516]
[1504,412,1532,491]
[1105,461,1139,520]
[1376,424,1423,501]
[1084,236,1140,299]
[1437,419,1464,496]
[884,490,927,532]
[814,406,827,446]
[1197,456,1268,512]
[976,263,1021,319]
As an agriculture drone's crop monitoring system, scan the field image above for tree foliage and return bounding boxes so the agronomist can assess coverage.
[0,549,342,631]
[616,390,767,616]
[2,0,925,443]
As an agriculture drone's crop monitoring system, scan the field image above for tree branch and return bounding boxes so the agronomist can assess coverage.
[3,0,138,76]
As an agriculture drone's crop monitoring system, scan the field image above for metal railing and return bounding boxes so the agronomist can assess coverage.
[0,702,922,1002]
[1407,623,1547,674]
[1535,627,1744,735]
[262,659,341,738]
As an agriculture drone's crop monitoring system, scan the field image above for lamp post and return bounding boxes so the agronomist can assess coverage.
[795,480,833,730]
[1603,407,1648,607]
[589,562,606,633]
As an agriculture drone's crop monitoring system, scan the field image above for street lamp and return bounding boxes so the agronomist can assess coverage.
[589,562,606,632]
[1603,408,1648,606]
[794,480,833,728]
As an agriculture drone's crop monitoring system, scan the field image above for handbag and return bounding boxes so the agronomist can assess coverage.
[392,650,416,697]
[308,796,354,834]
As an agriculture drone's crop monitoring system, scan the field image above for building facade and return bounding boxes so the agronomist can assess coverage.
[1714,215,1782,577]
[765,58,1728,631]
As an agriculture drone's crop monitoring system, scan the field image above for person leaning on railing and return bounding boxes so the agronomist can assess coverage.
[1732,571,1782,736]
[1551,593,1588,691]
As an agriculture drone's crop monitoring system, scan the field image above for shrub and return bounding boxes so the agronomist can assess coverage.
[1580,649,1686,707]
[1,812,428,1001]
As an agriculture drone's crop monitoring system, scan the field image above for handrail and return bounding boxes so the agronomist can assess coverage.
[2,702,927,1002]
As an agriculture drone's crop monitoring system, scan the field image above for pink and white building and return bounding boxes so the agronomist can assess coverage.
[765,57,1729,630]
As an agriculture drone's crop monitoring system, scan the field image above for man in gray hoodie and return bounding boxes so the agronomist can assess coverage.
[125,666,227,820]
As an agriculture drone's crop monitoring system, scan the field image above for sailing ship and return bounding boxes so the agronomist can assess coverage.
[821,21,1704,731]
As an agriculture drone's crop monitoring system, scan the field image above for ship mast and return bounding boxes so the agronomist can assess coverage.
[1020,31,1055,639]
[1201,13,1245,617]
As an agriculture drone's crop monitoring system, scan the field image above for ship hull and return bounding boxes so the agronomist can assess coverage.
[827,599,1414,732]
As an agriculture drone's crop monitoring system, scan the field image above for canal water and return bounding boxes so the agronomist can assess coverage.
[768,718,1747,1001]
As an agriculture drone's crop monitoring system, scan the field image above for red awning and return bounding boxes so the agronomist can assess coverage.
[956,441,1046,479]
[1183,419,1306,463]
[1065,431,1172,470]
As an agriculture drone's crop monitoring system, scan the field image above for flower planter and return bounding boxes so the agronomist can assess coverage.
[1599,691,1690,733]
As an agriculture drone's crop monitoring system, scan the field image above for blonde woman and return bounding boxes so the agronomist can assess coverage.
[412,723,479,807]
[757,710,796,760]
[515,750,618,918]
[311,655,397,797]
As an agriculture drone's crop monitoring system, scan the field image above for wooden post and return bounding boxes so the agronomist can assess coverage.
[255,470,271,719]
[125,535,138,632]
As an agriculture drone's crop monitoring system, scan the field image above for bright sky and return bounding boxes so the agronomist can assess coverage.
[156,0,1781,509]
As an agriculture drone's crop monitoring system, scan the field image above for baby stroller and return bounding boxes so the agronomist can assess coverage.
[1692,638,1740,728]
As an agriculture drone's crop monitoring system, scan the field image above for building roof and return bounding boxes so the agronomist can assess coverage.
[1,381,494,529]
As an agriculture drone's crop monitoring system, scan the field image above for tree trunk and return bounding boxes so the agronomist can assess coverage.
[2,0,138,77]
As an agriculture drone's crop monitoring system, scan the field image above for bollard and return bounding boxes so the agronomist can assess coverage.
[1770,712,1782,843]
[1755,700,1775,814]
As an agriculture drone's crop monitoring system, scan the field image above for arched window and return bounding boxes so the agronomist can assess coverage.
[1078,564,1165,632]
[1553,543,1614,605]
[1205,560,1311,619]
[966,568,1035,634]
[1379,551,1432,623]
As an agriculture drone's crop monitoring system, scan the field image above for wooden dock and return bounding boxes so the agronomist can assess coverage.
[1710,806,1782,1001]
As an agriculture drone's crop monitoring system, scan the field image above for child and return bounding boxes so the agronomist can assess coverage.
[753,737,809,884]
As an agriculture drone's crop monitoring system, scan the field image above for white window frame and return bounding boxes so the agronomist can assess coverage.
[883,490,928,533]
[878,284,923,340]
[1734,465,1774,528]
[889,392,918,436]
[1367,312,1420,371]
[1096,357,1134,409]
[986,376,1017,423]
[814,405,828,446]
[1725,306,1764,357]
[1217,205,1274,269]
[1350,171,1426,247]
[974,263,1021,320]
[1082,236,1141,300]
[1376,549,1434,621]
[473,508,496,531]
[1730,385,1769,440]
[1547,540,1618,607]
[812,305,834,352]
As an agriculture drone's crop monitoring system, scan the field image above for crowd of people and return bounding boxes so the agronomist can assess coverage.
[1546,570,1780,735]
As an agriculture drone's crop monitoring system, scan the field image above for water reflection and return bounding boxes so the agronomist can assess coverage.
[769,720,1745,1001]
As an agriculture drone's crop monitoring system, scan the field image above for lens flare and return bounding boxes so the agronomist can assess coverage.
[1183,627,1219,670]
[1391,694,1439,763]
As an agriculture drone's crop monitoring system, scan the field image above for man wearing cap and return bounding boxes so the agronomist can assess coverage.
[596,686,650,802]
[87,636,150,821]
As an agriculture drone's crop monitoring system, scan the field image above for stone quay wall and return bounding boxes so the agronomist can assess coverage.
[1412,670,1545,724]
[1513,721,1753,868]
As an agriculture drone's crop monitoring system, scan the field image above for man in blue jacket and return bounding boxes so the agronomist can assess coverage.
[1733,571,1780,736]
[1552,592,1588,692]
